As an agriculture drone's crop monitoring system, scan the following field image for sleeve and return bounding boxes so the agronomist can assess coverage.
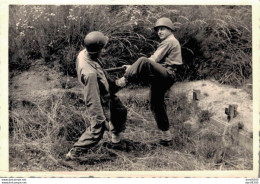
[148,41,172,63]
[81,72,107,125]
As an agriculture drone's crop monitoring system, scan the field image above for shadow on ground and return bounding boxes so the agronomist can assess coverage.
[59,139,159,169]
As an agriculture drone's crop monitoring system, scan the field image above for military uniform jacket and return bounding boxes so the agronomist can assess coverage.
[149,34,183,67]
[76,49,110,125]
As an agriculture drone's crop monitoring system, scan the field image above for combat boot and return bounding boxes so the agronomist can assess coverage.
[65,147,82,161]
[115,77,127,87]
[159,130,173,147]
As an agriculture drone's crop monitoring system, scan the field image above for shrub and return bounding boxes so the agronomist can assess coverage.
[9,5,251,86]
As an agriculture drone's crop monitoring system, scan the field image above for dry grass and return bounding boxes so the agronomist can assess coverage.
[8,61,253,171]
[9,85,253,171]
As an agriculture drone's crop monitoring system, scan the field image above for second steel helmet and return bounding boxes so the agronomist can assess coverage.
[84,31,109,54]
[154,17,174,31]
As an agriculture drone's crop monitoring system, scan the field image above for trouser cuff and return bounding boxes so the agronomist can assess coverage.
[112,133,121,143]
[161,130,172,141]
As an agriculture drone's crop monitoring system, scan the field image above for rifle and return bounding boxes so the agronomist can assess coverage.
[104,66,126,72]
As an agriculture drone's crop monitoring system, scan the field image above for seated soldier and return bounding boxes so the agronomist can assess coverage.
[116,17,183,146]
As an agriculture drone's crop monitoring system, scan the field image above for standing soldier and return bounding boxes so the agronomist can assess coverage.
[116,17,183,146]
[66,31,127,160]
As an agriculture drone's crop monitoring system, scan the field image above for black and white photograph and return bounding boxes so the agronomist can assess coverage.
[1,1,259,178]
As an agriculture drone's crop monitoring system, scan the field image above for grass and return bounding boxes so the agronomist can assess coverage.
[8,5,253,172]
[9,87,253,171]
[9,5,252,86]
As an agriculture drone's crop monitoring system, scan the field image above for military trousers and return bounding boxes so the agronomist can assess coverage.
[73,94,127,149]
[125,57,175,131]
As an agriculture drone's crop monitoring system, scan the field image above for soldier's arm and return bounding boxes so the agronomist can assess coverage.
[148,41,172,63]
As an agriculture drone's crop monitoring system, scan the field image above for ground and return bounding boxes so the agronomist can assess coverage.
[9,59,253,171]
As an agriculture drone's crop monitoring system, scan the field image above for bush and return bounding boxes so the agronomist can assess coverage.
[9,5,251,86]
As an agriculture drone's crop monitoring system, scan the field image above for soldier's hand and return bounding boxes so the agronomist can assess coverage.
[122,65,131,73]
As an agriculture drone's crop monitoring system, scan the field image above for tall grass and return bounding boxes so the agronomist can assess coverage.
[9,5,251,86]
[9,5,157,76]
[9,88,253,171]
[173,6,252,86]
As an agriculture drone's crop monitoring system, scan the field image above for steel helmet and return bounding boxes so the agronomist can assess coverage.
[154,17,174,31]
[84,31,109,54]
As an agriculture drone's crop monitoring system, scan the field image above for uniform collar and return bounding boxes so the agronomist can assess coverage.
[162,34,175,42]
[83,49,105,70]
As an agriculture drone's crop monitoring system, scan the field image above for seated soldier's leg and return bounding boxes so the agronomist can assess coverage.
[116,57,174,87]
[125,57,173,83]
[150,85,169,131]
[150,82,173,146]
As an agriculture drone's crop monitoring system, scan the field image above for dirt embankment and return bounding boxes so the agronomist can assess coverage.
[10,59,80,102]
[10,59,253,134]
[170,80,253,133]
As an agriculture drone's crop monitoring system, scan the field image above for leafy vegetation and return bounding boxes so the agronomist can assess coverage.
[9,5,251,86]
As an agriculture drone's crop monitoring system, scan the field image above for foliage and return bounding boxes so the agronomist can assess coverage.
[9,5,252,85]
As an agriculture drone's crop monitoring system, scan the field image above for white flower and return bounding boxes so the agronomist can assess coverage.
[20,32,25,37]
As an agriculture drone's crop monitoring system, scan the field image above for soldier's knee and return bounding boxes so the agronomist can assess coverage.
[139,56,148,60]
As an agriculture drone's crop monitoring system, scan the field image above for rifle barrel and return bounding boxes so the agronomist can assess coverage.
[104,66,125,72]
